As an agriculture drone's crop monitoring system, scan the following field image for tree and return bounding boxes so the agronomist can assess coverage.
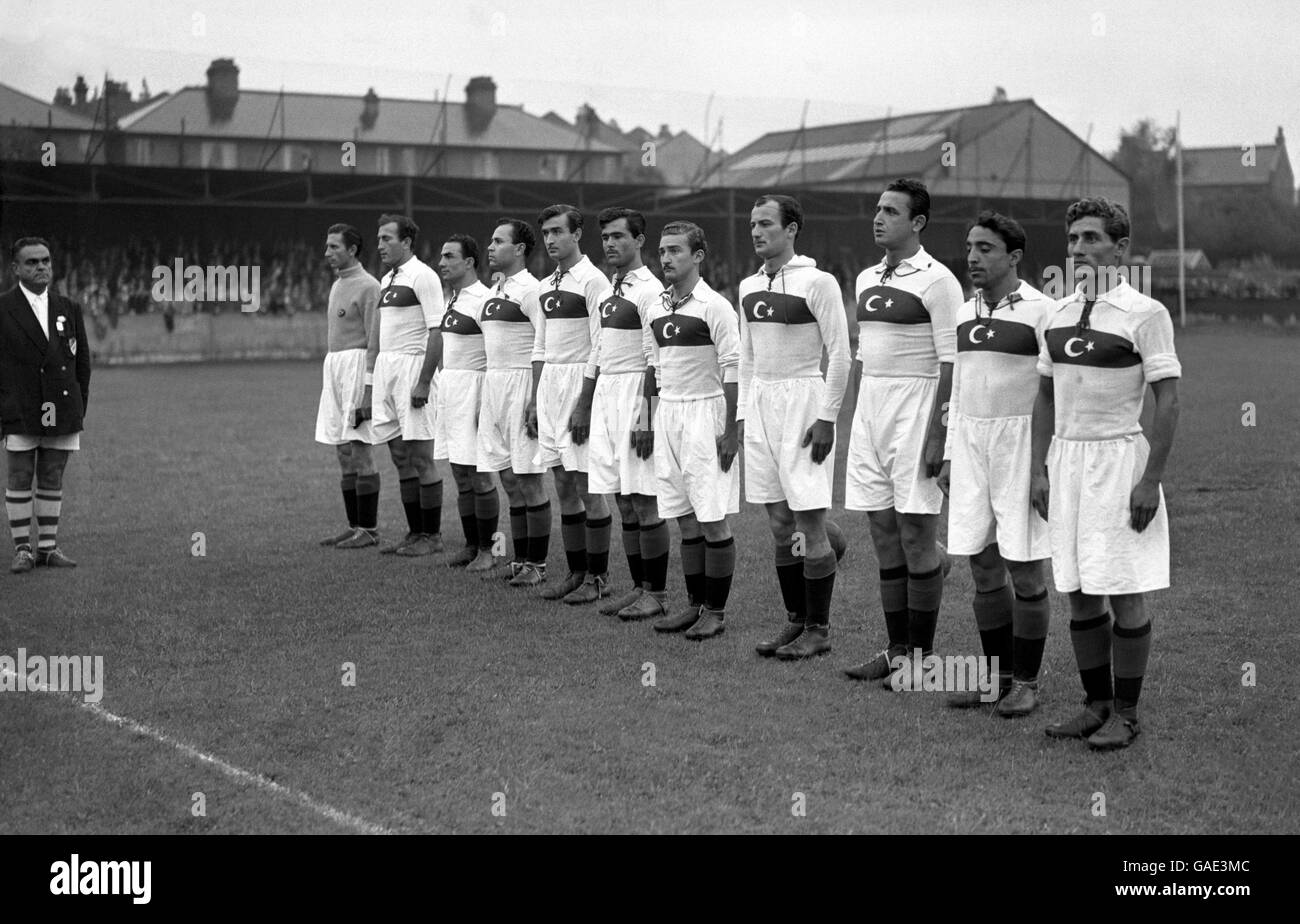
[1110,119,1178,251]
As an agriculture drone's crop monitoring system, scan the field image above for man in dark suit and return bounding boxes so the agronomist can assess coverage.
[1,238,91,573]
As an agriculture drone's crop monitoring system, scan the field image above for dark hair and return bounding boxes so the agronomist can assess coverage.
[597,207,646,239]
[10,237,51,261]
[495,218,536,259]
[884,178,931,225]
[968,210,1026,255]
[537,204,582,233]
[377,213,419,247]
[660,221,707,256]
[327,223,364,259]
[445,233,480,269]
[1065,197,1130,242]
[754,195,804,237]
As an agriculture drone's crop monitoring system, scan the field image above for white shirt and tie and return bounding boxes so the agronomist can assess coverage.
[19,283,50,339]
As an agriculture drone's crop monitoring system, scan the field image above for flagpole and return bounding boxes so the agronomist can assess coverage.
[1176,110,1186,328]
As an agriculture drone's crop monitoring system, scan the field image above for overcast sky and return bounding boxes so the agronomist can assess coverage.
[1,0,1296,159]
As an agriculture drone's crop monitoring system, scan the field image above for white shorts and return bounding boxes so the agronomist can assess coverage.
[743,376,835,511]
[1047,434,1170,595]
[655,395,739,523]
[4,433,80,452]
[845,374,943,514]
[478,368,544,474]
[947,413,1050,562]
[588,371,657,496]
[371,351,437,444]
[534,362,587,472]
[314,348,372,445]
[434,368,483,466]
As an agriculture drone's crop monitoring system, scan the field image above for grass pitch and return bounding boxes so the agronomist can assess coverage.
[1,325,1297,834]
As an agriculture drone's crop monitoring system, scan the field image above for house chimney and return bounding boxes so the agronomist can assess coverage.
[73,75,88,107]
[205,58,240,121]
[1277,126,1285,147]
[54,87,72,107]
[465,76,496,134]
[659,123,671,140]
[361,87,379,130]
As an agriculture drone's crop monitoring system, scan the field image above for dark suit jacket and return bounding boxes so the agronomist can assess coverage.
[0,285,92,437]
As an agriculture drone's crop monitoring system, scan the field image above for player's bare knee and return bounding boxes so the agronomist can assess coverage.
[969,545,1007,591]
[630,494,658,523]
[699,518,732,544]
[765,502,796,543]
[351,443,376,476]
[471,472,494,494]
[676,512,701,539]
[35,451,68,490]
[335,443,353,472]
[1110,592,1148,629]
[6,450,36,489]
[1067,590,1107,620]
[615,494,637,524]
[1005,559,1047,598]
[583,492,609,519]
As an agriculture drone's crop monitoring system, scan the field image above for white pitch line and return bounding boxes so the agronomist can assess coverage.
[1,667,393,835]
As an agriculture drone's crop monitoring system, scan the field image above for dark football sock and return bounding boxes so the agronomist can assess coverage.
[474,488,499,551]
[880,564,909,650]
[973,583,1014,678]
[509,504,528,561]
[704,536,736,611]
[399,477,422,534]
[622,520,644,586]
[355,473,380,530]
[526,501,551,564]
[560,511,587,574]
[1070,612,1114,704]
[419,480,443,537]
[639,520,670,592]
[340,473,359,527]
[907,565,944,654]
[775,540,806,622]
[1012,588,1050,682]
[803,551,837,628]
[586,513,611,576]
[1113,621,1152,714]
[681,535,706,605]
[456,487,477,547]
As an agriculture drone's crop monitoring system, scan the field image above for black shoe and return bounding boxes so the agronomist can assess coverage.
[775,625,831,660]
[684,607,725,640]
[756,616,804,657]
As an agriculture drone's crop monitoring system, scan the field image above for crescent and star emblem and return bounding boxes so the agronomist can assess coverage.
[383,290,397,304]
[483,300,499,317]
[445,314,458,328]
[753,300,774,319]
[601,300,617,319]
[543,294,560,313]
[662,321,678,340]
[968,325,995,344]
[864,294,882,312]
[1064,337,1094,357]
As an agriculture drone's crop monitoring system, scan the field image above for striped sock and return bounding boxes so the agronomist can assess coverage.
[622,520,643,586]
[1113,621,1152,715]
[639,520,670,592]
[509,505,528,561]
[586,514,611,577]
[457,486,477,547]
[34,488,62,551]
[419,480,443,538]
[560,511,587,574]
[355,473,380,530]
[775,540,806,622]
[879,565,909,650]
[6,488,33,549]
[1012,588,1051,682]
[704,536,735,611]
[1070,612,1114,704]
[526,501,551,564]
[681,535,706,605]
[340,473,358,527]
[474,488,500,552]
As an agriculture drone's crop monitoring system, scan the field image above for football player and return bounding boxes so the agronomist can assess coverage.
[1032,197,1180,750]
[739,196,851,660]
[316,223,382,550]
[842,179,962,688]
